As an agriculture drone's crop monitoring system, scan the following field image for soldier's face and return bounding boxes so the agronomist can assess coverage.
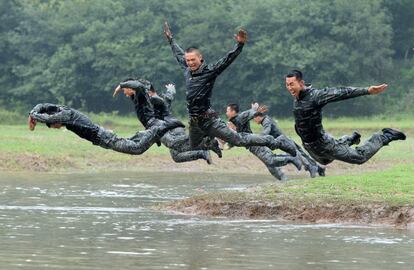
[123,88,135,97]
[253,116,262,124]
[185,52,203,71]
[285,77,305,98]
[226,107,237,119]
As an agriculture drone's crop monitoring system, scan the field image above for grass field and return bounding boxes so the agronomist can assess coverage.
[0,114,412,169]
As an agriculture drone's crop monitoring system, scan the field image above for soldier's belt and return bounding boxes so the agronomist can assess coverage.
[190,110,218,122]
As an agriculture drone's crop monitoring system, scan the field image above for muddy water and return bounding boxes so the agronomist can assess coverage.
[0,172,413,270]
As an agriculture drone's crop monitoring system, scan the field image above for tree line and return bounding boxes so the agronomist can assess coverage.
[1,0,413,118]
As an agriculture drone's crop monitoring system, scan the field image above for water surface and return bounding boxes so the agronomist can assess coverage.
[0,172,412,269]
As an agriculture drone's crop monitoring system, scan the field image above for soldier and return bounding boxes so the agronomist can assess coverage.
[163,22,297,156]
[28,103,177,155]
[253,112,326,178]
[113,79,219,164]
[285,69,406,165]
[226,103,302,181]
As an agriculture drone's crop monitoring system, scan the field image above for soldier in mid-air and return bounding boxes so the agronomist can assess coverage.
[226,103,302,181]
[28,103,178,155]
[163,22,297,157]
[285,69,406,165]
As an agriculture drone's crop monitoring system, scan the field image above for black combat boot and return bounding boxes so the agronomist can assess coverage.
[317,165,326,177]
[381,128,406,145]
[306,165,318,178]
[206,138,223,158]
[203,151,212,165]
[289,156,302,171]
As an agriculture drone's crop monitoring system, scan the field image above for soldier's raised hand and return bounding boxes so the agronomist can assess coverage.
[235,28,247,44]
[113,85,122,97]
[164,21,173,41]
[251,102,259,110]
[368,84,388,95]
[165,83,176,94]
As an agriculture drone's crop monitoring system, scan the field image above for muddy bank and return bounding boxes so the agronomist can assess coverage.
[1,151,392,176]
[165,198,414,228]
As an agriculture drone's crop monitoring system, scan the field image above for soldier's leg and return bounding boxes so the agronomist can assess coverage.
[266,165,288,181]
[169,149,210,163]
[249,146,301,170]
[189,120,208,149]
[160,127,189,150]
[98,120,174,155]
[202,117,297,156]
[98,128,155,155]
[325,132,388,164]
[248,146,289,181]
[303,142,334,165]
[294,143,324,177]
[338,131,361,146]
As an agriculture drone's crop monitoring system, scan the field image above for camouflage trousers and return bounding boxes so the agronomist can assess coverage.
[247,146,290,181]
[189,115,293,153]
[161,127,208,163]
[96,125,161,155]
[303,132,384,165]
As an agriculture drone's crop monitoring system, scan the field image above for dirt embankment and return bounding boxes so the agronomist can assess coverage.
[165,198,414,228]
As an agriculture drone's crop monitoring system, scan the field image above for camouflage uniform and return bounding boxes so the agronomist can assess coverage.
[150,84,211,163]
[29,103,169,155]
[229,108,301,180]
[259,115,324,177]
[167,37,297,156]
[294,86,405,165]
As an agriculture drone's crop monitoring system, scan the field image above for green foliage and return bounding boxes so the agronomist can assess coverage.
[0,0,412,117]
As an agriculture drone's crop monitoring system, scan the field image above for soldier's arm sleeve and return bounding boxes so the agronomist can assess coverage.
[168,38,187,69]
[30,104,72,124]
[120,80,147,91]
[151,96,168,115]
[211,42,244,76]
[314,87,369,106]
[260,118,272,136]
[237,109,259,125]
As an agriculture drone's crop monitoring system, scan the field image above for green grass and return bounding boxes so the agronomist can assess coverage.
[0,115,412,171]
[262,164,414,205]
[190,164,414,208]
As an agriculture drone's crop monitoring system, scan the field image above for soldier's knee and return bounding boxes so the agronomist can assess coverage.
[170,150,184,163]
[229,136,244,146]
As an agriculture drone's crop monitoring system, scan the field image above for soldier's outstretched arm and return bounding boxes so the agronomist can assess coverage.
[211,28,247,76]
[164,21,187,69]
[119,80,147,91]
[260,118,273,136]
[237,103,266,125]
[29,103,72,124]
[314,85,377,106]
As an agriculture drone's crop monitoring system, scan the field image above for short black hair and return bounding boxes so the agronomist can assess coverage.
[286,69,303,80]
[227,103,239,113]
[122,77,136,83]
[148,84,156,93]
[185,47,201,55]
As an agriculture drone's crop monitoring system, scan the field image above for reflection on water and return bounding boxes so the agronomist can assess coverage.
[0,172,413,269]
